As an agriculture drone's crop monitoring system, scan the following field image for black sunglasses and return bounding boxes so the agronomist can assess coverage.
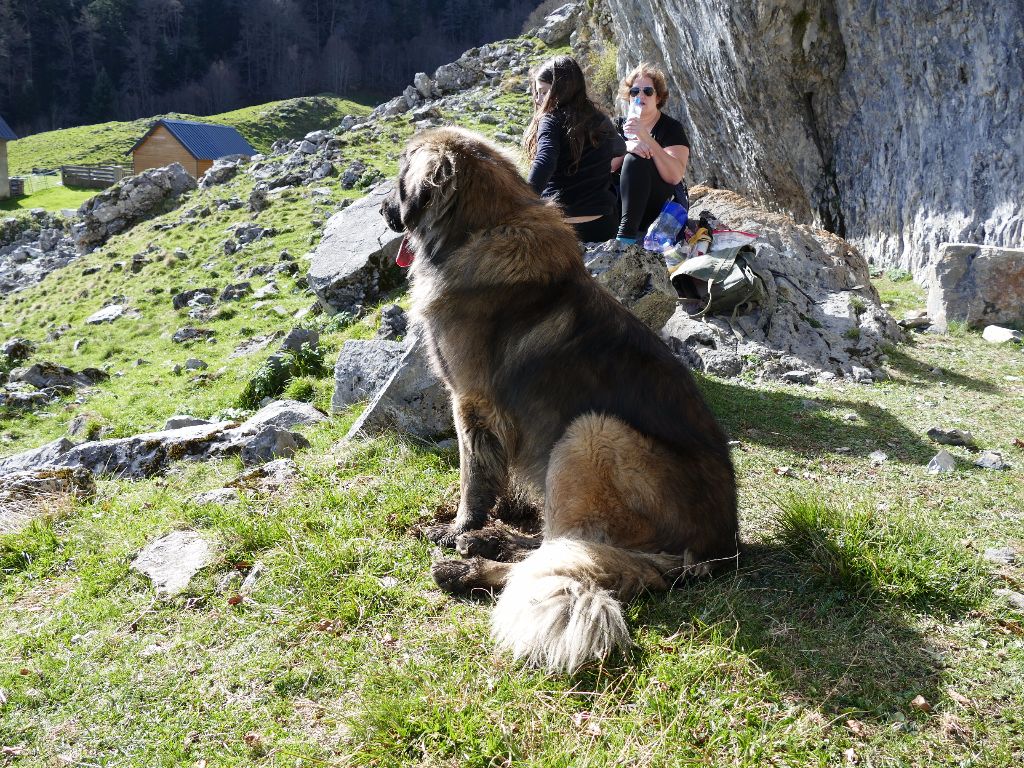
[629,86,656,97]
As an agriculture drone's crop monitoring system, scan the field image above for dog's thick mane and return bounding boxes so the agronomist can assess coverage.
[401,128,584,289]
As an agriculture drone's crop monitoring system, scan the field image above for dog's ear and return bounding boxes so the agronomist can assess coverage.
[400,145,458,227]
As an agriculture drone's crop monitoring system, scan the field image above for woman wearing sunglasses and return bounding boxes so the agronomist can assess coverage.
[613,63,690,244]
[524,55,627,242]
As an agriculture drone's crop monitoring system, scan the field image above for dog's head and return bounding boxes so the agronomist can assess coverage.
[380,128,540,267]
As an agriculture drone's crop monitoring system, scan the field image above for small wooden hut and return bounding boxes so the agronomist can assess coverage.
[0,114,17,199]
[129,118,256,178]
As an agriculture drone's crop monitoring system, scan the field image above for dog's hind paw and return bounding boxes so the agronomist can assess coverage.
[432,558,486,596]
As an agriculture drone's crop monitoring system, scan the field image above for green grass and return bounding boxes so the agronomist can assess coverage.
[6,95,371,175]
[0,184,97,212]
[2,37,1024,768]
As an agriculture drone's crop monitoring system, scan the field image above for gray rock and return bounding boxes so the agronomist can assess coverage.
[585,242,676,331]
[234,399,328,434]
[602,2,1023,279]
[927,244,1024,331]
[130,530,217,598]
[306,181,406,315]
[253,282,279,299]
[993,588,1024,611]
[10,362,108,390]
[975,451,1007,470]
[1,337,35,365]
[376,304,408,340]
[164,415,212,430]
[983,546,1017,565]
[532,2,583,43]
[981,325,1023,344]
[171,327,215,344]
[172,288,216,310]
[927,427,978,450]
[0,467,95,534]
[279,328,319,354]
[332,338,410,412]
[85,304,128,324]
[239,425,311,466]
[413,71,435,99]
[927,449,956,474]
[781,370,816,385]
[229,458,298,496]
[75,163,197,251]
[346,336,452,440]
[869,450,888,464]
[192,487,239,505]
[199,156,246,188]
[220,282,252,301]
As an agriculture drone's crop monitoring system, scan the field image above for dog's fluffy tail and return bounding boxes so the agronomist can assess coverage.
[491,538,686,673]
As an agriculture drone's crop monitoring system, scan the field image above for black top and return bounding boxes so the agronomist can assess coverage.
[527,111,627,218]
[616,111,690,150]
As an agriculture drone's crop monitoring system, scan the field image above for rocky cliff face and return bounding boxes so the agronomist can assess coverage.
[597,0,1023,279]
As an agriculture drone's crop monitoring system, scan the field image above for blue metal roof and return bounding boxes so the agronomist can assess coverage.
[0,114,16,141]
[129,118,255,159]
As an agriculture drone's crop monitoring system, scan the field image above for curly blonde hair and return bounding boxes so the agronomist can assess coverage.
[618,62,669,110]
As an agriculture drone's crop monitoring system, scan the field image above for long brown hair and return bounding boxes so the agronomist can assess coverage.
[524,55,611,174]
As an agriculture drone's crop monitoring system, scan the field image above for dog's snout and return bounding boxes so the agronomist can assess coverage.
[380,194,404,233]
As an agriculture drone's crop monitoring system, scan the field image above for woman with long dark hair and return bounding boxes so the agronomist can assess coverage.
[524,56,625,243]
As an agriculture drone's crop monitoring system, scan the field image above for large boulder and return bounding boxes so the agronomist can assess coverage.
[332,339,409,412]
[926,243,1024,331]
[74,163,197,251]
[584,243,677,331]
[0,467,96,534]
[654,186,900,382]
[0,400,326,480]
[306,181,406,315]
[345,337,452,441]
[599,0,1024,280]
[532,2,584,44]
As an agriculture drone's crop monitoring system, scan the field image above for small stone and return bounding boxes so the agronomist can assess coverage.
[130,531,217,598]
[983,546,1017,565]
[851,366,873,383]
[982,325,1022,344]
[909,695,932,713]
[927,427,978,450]
[193,487,239,505]
[993,588,1024,610]
[927,449,956,474]
[184,358,208,370]
[974,451,1007,470]
[869,450,888,465]
[781,370,815,385]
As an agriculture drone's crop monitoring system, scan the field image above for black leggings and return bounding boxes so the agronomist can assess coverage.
[572,213,618,243]
[616,153,675,240]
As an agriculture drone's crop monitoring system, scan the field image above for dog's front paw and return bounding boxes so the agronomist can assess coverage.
[432,558,481,595]
[423,523,461,548]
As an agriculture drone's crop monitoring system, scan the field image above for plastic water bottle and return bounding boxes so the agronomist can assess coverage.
[624,95,642,139]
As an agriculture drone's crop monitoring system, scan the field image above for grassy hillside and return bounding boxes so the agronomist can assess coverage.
[6,95,371,175]
[1,37,1023,768]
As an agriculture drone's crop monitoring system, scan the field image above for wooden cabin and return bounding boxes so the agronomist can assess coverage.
[0,114,16,199]
[129,118,256,178]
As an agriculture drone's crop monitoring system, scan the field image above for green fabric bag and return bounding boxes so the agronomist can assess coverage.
[670,243,765,317]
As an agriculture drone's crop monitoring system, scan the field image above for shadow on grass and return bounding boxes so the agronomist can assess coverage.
[883,346,1000,393]
[697,375,936,462]
[558,492,991,717]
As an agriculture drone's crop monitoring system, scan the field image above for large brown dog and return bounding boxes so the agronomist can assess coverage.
[380,127,738,672]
